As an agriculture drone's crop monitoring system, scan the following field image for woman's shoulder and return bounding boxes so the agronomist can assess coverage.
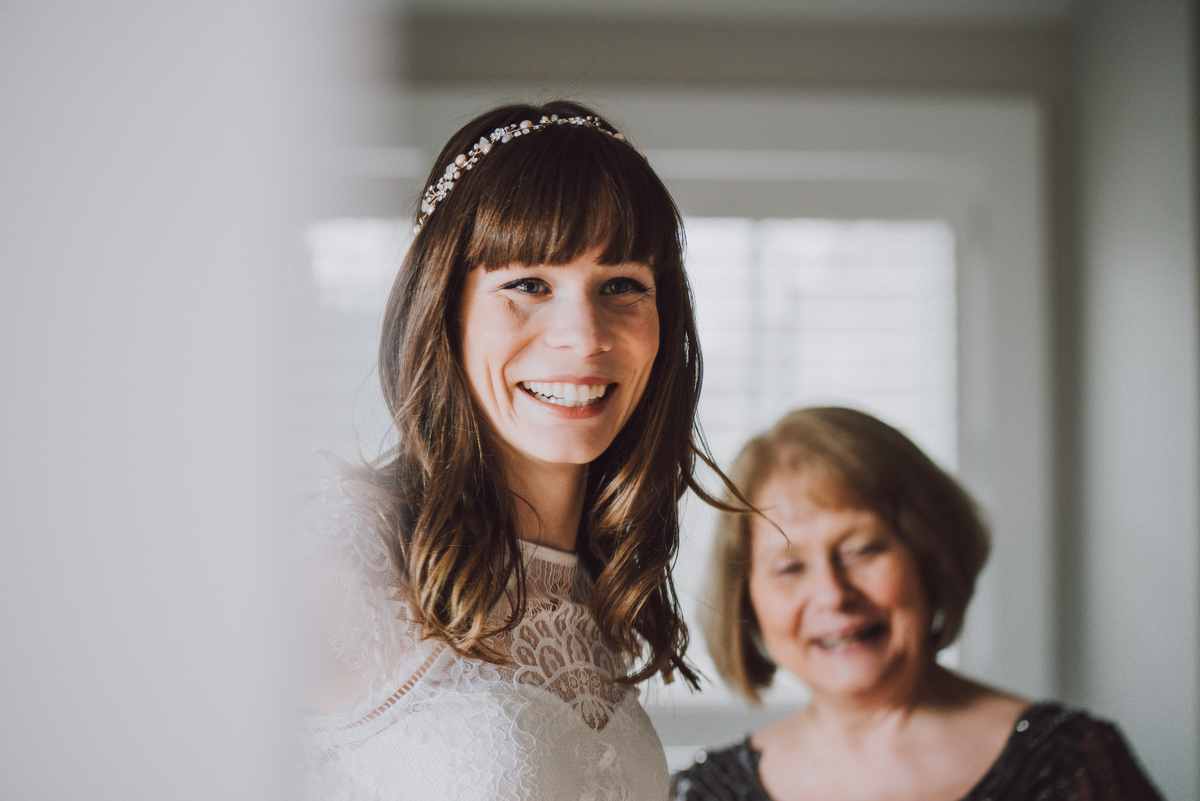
[998,702,1145,765]
[303,478,391,564]
[299,478,419,706]
[302,478,407,603]
[969,702,1164,801]
[670,738,773,801]
[302,475,403,593]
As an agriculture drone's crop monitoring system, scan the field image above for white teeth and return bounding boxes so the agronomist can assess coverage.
[817,633,855,648]
[521,381,609,407]
[815,626,881,649]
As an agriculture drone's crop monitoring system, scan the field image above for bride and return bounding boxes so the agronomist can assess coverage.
[301,100,732,800]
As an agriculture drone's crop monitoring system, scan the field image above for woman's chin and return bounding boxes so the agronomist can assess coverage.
[797,644,921,700]
[513,437,613,469]
[807,668,894,700]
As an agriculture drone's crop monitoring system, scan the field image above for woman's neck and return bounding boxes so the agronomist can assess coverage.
[504,452,588,552]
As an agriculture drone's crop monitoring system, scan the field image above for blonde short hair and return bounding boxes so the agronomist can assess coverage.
[703,407,990,704]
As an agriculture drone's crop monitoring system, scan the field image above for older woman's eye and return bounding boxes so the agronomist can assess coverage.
[774,559,805,576]
[600,277,648,296]
[844,541,887,561]
[501,278,547,294]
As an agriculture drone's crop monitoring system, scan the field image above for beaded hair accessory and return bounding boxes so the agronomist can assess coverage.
[413,113,627,234]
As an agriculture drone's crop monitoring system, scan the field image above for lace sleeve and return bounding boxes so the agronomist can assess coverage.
[303,481,419,694]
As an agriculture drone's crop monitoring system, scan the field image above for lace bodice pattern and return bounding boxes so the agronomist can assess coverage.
[300,484,669,800]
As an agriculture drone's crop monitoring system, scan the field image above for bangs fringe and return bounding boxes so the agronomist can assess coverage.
[464,125,679,271]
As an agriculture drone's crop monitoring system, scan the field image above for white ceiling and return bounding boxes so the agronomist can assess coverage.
[407,0,1085,25]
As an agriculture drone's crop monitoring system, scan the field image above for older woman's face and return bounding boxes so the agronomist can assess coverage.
[748,472,933,703]
[459,247,659,470]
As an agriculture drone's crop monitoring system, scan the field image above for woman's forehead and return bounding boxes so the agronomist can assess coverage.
[750,470,882,536]
[754,466,855,511]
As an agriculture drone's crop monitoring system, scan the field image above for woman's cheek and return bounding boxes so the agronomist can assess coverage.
[751,576,798,637]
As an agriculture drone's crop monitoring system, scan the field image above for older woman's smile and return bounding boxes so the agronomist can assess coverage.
[748,472,933,702]
[810,621,889,651]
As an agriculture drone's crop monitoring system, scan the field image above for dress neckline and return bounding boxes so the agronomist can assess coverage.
[517,538,579,567]
[957,702,1061,800]
[736,702,1058,801]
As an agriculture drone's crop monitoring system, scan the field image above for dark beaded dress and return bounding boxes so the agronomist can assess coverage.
[670,703,1163,801]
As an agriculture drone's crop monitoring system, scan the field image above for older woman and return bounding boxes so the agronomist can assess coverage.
[300,100,737,800]
[672,407,1162,801]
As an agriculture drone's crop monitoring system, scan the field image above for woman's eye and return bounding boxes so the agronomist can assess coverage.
[501,278,547,294]
[775,560,805,576]
[844,541,886,561]
[600,277,648,296]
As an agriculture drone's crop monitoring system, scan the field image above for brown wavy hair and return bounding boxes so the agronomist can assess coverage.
[366,100,733,687]
[704,407,991,703]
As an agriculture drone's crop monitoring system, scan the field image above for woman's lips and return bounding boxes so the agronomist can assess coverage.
[811,622,889,650]
[519,380,612,408]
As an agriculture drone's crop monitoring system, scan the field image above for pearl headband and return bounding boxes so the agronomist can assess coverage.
[413,113,627,234]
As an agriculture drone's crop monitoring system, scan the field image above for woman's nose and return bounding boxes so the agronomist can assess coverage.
[809,560,856,610]
[544,292,612,354]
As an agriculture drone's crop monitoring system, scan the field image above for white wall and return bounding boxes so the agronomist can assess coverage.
[1075,0,1198,798]
[0,2,388,798]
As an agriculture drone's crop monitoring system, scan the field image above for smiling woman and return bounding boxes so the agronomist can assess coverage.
[746,476,934,705]
[459,251,660,500]
[672,407,1163,801]
[299,100,741,800]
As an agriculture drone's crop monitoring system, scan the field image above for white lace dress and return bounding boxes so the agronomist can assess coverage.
[300,485,669,800]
